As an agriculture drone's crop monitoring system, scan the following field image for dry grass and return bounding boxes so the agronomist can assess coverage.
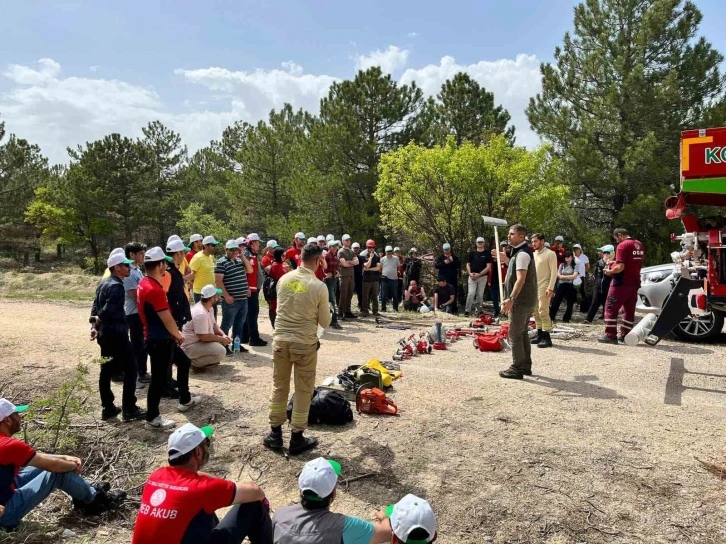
[0,271,98,302]
[1,297,725,543]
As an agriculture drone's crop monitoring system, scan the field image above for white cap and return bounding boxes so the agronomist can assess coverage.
[189,234,203,243]
[266,239,279,249]
[144,246,171,263]
[308,237,317,244]
[393,247,401,252]
[601,244,615,253]
[166,238,188,253]
[226,239,239,250]
[555,235,564,242]
[0,398,28,420]
[107,248,133,268]
[202,235,219,246]
[317,235,326,242]
[329,240,340,247]
[167,423,214,461]
[385,245,393,252]
[168,235,182,243]
[295,232,306,240]
[352,242,360,249]
[545,242,551,248]
[200,284,223,298]
[298,457,341,499]
[236,237,247,246]
[342,234,351,241]
[387,494,437,543]
[247,233,261,242]
[573,243,582,249]
[326,234,334,242]
[476,237,485,243]
[443,243,451,250]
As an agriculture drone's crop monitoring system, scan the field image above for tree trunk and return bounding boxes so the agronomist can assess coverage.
[23,251,29,267]
[57,244,62,259]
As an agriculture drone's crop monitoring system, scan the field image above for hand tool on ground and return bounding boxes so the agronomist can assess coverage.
[376,324,411,330]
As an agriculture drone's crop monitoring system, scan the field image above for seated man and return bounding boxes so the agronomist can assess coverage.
[132,423,271,544]
[433,276,456,314]
[0,399,125,530]
[384,494,438,544]
[402,280,429,312]
[181,284,232,369]
[273,457,392,543]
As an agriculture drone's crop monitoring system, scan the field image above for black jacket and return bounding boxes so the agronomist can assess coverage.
[166,262,192,327]
[435,254,461,286]
[91,275,128,337]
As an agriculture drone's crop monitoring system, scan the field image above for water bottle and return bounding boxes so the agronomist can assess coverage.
[233,336,241,353]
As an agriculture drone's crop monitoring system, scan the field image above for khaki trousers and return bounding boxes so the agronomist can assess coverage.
[361,280,379,314]
[339,275,355,316]
[532,288,553,332]
[183,341,226,368]
[268,340,318,432]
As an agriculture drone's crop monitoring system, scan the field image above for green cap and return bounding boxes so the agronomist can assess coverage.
[15,404,28,413]
[200,425,214,438]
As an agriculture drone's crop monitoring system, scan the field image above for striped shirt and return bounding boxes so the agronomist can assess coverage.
[214,256,248,300]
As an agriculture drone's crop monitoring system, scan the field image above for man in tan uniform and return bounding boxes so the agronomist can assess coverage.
[531,233,558,348]
[264,243,330,455]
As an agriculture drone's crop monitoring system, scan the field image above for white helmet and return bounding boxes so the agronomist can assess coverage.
[419,305,431,314]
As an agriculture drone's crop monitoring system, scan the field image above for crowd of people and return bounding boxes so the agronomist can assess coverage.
[0,225,644,541]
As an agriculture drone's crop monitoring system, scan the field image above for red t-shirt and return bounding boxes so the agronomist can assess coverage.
[137,276,171,340]
[285,246,301,268]
[132,466,236,544]
[261,253,273,271]
[0,432,36,506]
[614,238,645,287]
[269,262,286,281]
[554,246,566,265]
[185,250,197,264]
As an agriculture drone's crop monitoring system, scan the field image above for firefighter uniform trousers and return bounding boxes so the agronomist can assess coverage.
[604,284,638,339]
[268,340,318,432]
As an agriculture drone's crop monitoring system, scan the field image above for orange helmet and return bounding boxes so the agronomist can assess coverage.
[366,239,376,247]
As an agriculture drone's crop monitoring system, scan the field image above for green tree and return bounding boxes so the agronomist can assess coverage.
[177,203,235,244]
[433,73,514,145]
[26,164,116,271]
[0,120,49,250]
[527,0,725,261]
[375,135,570,257]
[68,134,154,240]
[141,121,188,243]
[309,67,431,237]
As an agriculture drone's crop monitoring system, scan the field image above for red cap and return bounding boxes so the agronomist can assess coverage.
[366,239,376,247]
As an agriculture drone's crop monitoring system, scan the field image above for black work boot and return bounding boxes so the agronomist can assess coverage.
[499,367,524,380]
[530,329,543,345]
[537,331,553,348]
[263,426,283,450]
[288,431,318,455]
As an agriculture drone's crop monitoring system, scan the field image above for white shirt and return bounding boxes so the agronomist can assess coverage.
[574,256,588,286]
[513,243,531,270]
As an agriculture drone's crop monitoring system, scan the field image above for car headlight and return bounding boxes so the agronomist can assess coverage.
[641,270,671,285]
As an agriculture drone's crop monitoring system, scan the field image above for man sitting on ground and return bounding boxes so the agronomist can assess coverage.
[273,457,393,543]
[433,276,456,314]
[133,423,272,544]
[181,284,231,370]
[0,399,126,530]
[403,280,429,312]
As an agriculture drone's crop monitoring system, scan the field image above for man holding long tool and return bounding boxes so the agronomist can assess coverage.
[497,224,538,380]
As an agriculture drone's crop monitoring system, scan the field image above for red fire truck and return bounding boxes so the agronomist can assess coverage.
[643,127,726,344]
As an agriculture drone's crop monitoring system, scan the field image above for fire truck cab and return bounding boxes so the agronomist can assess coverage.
[644,127,726,345]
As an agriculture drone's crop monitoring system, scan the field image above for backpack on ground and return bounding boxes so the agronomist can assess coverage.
[287,388,354,425]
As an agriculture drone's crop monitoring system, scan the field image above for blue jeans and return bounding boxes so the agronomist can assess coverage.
[0,467,95,528]
[381,278,399,311]
[221,298,248,341]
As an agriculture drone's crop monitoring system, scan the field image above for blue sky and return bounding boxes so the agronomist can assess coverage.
[1,0,725,163]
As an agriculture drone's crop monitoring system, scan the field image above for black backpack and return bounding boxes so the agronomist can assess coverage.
[287,388,354,425]
[262,274,277,302]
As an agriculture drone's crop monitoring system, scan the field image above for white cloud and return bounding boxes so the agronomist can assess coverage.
[0,51,543,164]
[89,66,99,72]
[355,45,410,74]
[400,54,543,147]
[407,32,418,38]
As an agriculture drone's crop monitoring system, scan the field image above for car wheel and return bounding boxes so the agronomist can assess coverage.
[672,311,724,342]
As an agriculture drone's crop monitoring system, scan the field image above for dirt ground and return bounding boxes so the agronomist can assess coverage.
[1,298,726,544]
